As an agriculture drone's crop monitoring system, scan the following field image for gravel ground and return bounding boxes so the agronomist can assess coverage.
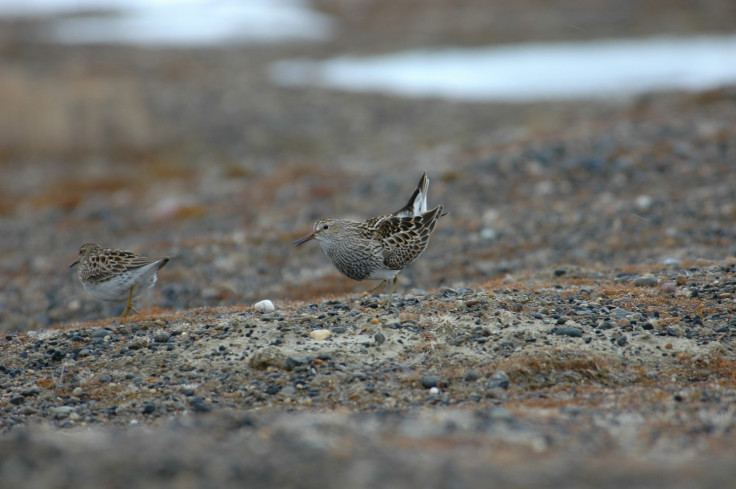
[2,1,736,487]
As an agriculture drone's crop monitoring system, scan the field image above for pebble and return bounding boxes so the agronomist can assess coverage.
[421,376,439,389]
[633,276,659,287]
[374,332,385,345]
[153,332,171,343]
[249,346,290,370]
[52,406,74,419]
[464,370,479,382]
[660,282,677,296]
[487,371,510,389]
[91,329,111,339]
[553,327,583,337]
[309,329,331,341]
[21,386,40,397]
[254,300,275,313]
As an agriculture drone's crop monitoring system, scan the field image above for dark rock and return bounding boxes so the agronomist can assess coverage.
[421,376,440,388]
[189,398,211,413]
[553,327,583,338]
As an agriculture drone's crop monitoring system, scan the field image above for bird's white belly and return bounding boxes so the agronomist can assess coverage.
[366,269,400,281]
[83,272,157,302]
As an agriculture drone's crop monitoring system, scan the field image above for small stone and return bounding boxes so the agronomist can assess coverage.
[91,329,111,339]
[72,387,84,396]
[310,329,331,341]
[374,332,385,345]
[52,406,74,419]
[633,276,659,287]
[249,346,290,370]
[616,336,628,346]
[429,387,440,395]
[10,395,24,405]
[21,386,40,397]
[254,300,275,313]
[675,275,687,286]
[617,318,630,328]
[487,371,510,389]
[189,397,211,413]
[553,327,583,338]
[660,282,677,296]
[99,374,112,383]
[153,332,171,343]
[464,370,479,382]
[421,376,440,388]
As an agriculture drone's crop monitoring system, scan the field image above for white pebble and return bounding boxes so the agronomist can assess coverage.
[254,299,275,313]
[429,387,440,395]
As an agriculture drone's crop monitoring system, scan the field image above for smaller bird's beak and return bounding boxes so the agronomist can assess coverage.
[293,232,316,247]
[69,260,79,268]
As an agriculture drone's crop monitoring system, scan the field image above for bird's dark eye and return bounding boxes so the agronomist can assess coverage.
[323,224,329,230]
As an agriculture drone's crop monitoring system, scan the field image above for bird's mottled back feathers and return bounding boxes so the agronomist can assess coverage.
[79,245,169,284]
[375,205,443,270]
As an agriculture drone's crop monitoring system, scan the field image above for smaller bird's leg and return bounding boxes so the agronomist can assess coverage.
[382,276,400,307]
[121,284,137,318]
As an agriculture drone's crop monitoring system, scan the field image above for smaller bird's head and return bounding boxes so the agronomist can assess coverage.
[293,219,339,246]
[70,243,102,268]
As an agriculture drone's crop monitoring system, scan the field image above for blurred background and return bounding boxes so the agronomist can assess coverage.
[1,0,736,331]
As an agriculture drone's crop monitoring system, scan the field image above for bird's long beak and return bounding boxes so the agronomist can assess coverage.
[69,260,79,268]
[293,232,316,247]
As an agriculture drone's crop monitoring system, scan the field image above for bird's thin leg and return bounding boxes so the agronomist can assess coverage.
[382,276,399,307]
[368,280,387,294]
[121,284,137,318]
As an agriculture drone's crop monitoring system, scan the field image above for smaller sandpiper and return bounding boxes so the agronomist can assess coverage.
[294,172,444,306]
[70,243,170,318]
